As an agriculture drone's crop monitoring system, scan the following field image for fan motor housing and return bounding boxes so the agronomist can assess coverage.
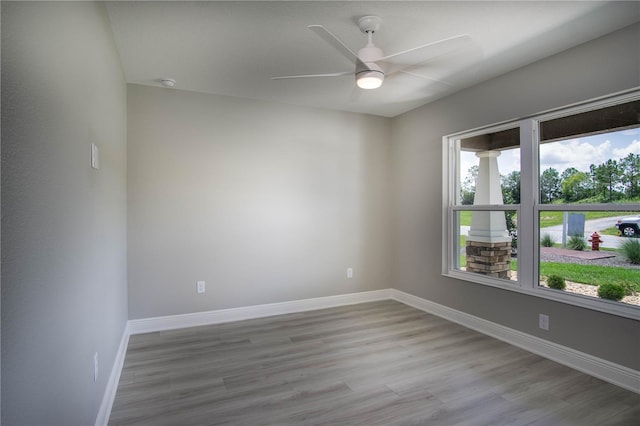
[357,61,384,75]
[358,46,383,62]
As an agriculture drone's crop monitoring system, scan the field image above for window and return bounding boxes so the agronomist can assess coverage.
[450,125,520,281]
[443,91,640,319]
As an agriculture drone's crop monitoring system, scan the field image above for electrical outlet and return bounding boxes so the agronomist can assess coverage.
[347,268,353,278]
[93,352,99,382]
[539,314,549,331]
[197,280,206,294]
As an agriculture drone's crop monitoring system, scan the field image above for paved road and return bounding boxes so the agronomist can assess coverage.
[460,215,633,249]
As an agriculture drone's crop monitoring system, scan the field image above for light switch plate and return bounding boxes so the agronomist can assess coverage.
[93,352,99,382]
[91,143,99,169]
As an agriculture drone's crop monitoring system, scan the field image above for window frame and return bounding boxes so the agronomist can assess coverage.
[442,89,640,320]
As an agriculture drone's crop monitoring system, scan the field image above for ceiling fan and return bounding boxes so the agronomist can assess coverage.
[273,16,471,90]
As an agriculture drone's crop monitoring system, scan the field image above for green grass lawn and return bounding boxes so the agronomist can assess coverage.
[539,262,640,292]
[599,226,620,236]
[459,211,472,226]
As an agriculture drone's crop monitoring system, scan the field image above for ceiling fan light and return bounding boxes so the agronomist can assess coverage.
[356,70,384,89]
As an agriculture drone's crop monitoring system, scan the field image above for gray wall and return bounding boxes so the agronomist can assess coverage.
[1,2,128,425]
[127,85,391,319]
[390,23,640,370]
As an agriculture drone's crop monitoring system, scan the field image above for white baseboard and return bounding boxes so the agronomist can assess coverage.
[95,322,130,426]
[128,289,393,335]
[389,289,640,395]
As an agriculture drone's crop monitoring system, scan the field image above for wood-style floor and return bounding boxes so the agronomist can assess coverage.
[109,300,640,425]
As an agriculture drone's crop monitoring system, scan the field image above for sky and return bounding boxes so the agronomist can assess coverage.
[539,128,639,175]
[460,127,640,181]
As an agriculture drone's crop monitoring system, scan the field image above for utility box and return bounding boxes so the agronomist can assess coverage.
[568,213,586,237]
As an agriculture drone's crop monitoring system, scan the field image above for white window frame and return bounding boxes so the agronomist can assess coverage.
[442,89,640,320]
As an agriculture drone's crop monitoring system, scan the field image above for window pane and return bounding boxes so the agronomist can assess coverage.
[455,209,518,282]
[457,128,520,206]
[539,127,640,204]
[538,210,640,307]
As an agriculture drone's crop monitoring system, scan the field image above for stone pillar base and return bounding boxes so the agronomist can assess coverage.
[465,240,512,279]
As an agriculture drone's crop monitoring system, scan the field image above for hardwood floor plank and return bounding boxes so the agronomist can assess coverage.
[109,300,640,425]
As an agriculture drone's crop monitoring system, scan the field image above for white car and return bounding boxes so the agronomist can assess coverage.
[616,217,640,237]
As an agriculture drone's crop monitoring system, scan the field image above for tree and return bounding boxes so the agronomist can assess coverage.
[501,170,520,205]
[460,165,478,205]
[590,159,622,202]
[620,153,640,198]
[561,170,592,202]
[561,167,580,181]
[500,170,520,238]
[540,167,561,204]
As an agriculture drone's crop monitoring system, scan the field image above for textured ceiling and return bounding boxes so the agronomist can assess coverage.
[105,1,640,117]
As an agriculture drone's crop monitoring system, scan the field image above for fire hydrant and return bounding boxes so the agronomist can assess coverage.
[589,232,602,251]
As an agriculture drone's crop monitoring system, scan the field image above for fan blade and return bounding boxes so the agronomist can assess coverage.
[383,55,452,79]
[380,34,471,64]
[272,71,352,80]
[385,39,482,87]
[308,25,358,63]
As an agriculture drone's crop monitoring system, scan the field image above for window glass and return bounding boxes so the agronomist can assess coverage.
[538,210,640,307]
[457,128,520,207]
[539,128,640,205]
[454,209,519,281]
[536,103,640,309]
[453,127,520,282]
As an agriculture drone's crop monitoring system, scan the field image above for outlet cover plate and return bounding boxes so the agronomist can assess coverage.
[539,314,549,331]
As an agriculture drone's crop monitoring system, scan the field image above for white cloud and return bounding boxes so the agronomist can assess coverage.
[460,151,477,179]
[612,139,640,158]
[497,148,520,175]
[539,139,613,173]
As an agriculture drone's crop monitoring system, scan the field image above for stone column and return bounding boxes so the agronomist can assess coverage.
[466,151,512,278]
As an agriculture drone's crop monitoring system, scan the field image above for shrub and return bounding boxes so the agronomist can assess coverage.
[620,238,640,265]
[598,283,626,301]
[620,282,637,297]
[567,235,587,251]
[546,275,566,290]
[540,234,556,247]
